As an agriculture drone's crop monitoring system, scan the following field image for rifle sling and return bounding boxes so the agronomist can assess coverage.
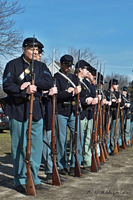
[57,71,76,88]
[15,57,31,85]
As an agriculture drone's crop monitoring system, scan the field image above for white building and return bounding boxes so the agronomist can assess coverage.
[48,61,60,75]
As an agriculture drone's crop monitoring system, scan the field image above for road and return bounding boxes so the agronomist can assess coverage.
[0,145,133,200]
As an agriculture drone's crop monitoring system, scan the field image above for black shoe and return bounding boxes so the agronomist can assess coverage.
[69,167,75,176]
[60,168,68,175]
[98,166,102,170]
[82,166,91,171]
[69,167,87,175]
[35,184,50,190]
[60,176,68,181]
[105,158,109,161]
[109,152,115,156]
[81,168,88,174]
[15,185,26,193]
[81,161,83,165]
[46,173,53,180]
[100,162,105,165]
[46,173,68,182]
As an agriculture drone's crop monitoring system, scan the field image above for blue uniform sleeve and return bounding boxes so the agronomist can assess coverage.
[3,61,27,98]
[35,63,53,90]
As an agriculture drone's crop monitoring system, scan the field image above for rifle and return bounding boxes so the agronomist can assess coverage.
[94,94,101,166]
[25,35,37,196]
[98,65,106,163]
[120,108,126,149]
[104,103,110,156]
[102,103,109,159]
[74,50,82,177]
[101,63,109,159]
[99,100,106,162]
[93,62,101,167]
[91,103,99,172]
[91,61,99,172]
[124,107,129,146]
[113,101,120,154]
[51,47,61,185]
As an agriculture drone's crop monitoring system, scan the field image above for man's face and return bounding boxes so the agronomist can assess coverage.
[113,84,118,91]
[37,53,42,61]
[123,91,127,96]
[78,68,88,79]
[23,46,38,62]
[60,63,72,75]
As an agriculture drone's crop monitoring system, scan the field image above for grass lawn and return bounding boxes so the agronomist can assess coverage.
[0,130,11,155]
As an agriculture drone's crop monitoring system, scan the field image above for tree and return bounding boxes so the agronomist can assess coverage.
[0,0,25,58]
[43,46,97,67]
[0,0,25,97]
[103,73,130,91]
[68,46,97,66]
[128,81,133,102]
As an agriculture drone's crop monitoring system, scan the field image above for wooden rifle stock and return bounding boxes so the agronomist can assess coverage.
[51,81,61,185]
[94,99,101,167]
[91,104,99,172]
[25,36,37,196]
[74,92,82,177]
[106,106,111,137]
[99,101,106,162]
[104,104,111,157]
[25,75,37,196]
[113,103,120,154]
[120,108,126,149]
[102,104,109,159]
[124,108,128,146]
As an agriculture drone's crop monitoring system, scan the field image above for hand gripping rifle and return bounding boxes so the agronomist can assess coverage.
[91,61,99,172]
[74,50,82,177]
[25,35,37,196]
[51,47,61,185]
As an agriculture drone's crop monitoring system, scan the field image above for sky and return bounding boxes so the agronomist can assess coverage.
[3,0,133,80]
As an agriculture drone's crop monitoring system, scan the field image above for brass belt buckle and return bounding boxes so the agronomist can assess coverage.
[28,96,35,101]
[72,101,76,105]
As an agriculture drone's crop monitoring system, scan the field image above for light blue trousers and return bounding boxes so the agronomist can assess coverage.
[55,113,83,170]
[110,117,120,151]
[42,130,53,174]
[81,117,93,167]
[9,118,43,186]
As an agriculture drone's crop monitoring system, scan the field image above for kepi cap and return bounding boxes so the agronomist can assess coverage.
[75,60,90,69]
[60,54,74,65]
[23,37,40,47]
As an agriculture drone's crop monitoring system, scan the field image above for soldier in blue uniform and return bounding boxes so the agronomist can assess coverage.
[121,86,131,145]
[105,79,124,155]
[3,37,53,193]
[75,60,96,170]
[36,42,55,181]
[54,54,84,176]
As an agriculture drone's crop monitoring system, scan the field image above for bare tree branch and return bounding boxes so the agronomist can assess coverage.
[0,0,25,58]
